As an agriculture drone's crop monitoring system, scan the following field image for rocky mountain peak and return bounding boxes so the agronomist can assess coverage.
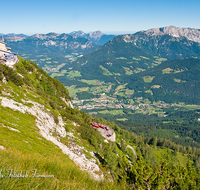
[69,30,104,40]
[32,33,46,39]
[69,30,85,37]
[46,32,60,37]
[32,33,61,39]
[144,26,200,43]
[89,30,104,39]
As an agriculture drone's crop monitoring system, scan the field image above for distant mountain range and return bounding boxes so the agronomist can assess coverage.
[3,31,116,68]
[3,33,101,68]
[0,33,28,37]
[4,32,100,53]
[69,30,116,45]
[3,31,116,45]
[59,26,200,104]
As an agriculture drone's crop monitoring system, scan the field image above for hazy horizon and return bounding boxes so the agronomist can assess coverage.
[2,0,200,35]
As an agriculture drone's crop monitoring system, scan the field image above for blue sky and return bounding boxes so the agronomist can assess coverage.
[2,0,200,35]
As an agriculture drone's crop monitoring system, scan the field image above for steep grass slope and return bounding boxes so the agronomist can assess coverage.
[0,58,119,189]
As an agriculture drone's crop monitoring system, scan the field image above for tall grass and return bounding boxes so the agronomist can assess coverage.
[0,148,122,189]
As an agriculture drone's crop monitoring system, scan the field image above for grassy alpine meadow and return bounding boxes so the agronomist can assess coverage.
[66,71,82,78]
[0,91,121,190]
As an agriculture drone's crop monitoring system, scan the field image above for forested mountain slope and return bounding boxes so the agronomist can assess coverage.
[123,58,200,104]
[61,56,200,105]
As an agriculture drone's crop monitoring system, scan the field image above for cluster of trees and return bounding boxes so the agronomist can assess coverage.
[127,155,200,189]
[0,63,24,86]
[16,58,70,100]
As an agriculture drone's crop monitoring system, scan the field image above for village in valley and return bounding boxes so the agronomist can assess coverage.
[71,93,200,122]
[73,95,167,116]
[37,59,200,121]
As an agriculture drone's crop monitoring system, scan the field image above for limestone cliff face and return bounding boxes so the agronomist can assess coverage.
[123,26,200,44]
[144,26,200,43]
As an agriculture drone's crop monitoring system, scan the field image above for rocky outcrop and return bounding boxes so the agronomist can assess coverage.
[126,145,137,157]
[61,97,74,109]
[0,145,5,150]
[0,96,103,181]
[70,30,104,40]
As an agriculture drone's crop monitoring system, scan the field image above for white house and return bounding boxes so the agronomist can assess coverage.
[0,40,18,66]
[0,40,11,55]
